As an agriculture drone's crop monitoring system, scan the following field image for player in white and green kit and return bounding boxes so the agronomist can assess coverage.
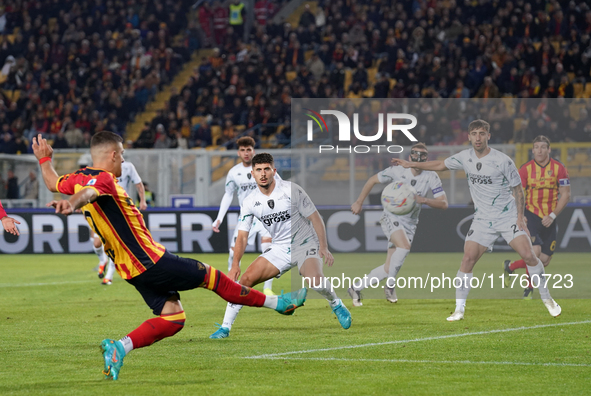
[212,137,277,295]
[209,153,351,339]
[392,119,561,321]
[349,143,448,305]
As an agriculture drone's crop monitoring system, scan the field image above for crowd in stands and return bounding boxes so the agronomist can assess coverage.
[148,0,591,149]
[0,0,198,154]
[3,0,591,154]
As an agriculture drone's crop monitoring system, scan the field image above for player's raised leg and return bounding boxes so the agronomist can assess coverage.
[447,241,487,322]
[261,237,275,295]
[509,234,561,317]
[211,255,290,339]
[301,257,351,329]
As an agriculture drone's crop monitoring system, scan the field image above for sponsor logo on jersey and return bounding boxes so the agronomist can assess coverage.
[260,210,290,226]
[468,229,474,236]
[86,179,97,186]
[241,184,257,191]
[393,221,399,227]
[476,162,482,171]
[268,199,274,209]
[264,248,272,253]
[467,173,493,185]
[254,201,261,207]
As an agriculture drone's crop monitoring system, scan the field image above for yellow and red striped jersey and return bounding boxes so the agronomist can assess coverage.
[57,167,165,279]
[519,158,570,218]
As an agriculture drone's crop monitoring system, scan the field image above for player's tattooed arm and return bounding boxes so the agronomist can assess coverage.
[512,184,525,217]
[512,185,529,234]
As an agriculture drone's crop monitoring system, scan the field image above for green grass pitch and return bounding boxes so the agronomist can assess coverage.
[1,252,590,395]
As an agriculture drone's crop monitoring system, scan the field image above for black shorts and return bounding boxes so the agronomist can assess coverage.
[126,251,208,315]
[525,210,557,257]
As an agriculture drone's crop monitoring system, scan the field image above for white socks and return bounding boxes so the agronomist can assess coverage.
[455,270,472,312]
[387,248,410,289]
[527,258,551,299]
[356,264,388,291]
[119,336,133,354]
[222,302,243,330]
[105,259,116,280]
[309,277,341,308]
[94,245,107,263]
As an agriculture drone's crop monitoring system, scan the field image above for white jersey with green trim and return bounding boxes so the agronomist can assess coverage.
[237,180,316,246]
[444,148,522,222]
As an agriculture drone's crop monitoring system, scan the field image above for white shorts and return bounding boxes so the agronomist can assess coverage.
[380,212,416,248]
[466,217,528,248]
[231,218,271,249]
[261,239,320,278]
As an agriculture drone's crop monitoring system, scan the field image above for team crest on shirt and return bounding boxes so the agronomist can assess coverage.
[476,163,482,171]
[411,180,416,186]
[393,221,399,227]
[268,199,275,209]
[531,236,536,243]
[247,173,252,179]
[547,170,553,176]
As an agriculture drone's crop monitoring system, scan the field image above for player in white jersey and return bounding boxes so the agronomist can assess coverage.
[211,137,276,295]
[349,143,448,306]
[392,120,561,321]
[78,153,147,285]
[209,153,352,339]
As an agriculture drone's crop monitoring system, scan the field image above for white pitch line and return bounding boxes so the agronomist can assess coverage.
[245,320,591,359]
[257,357,591,368]
[0,280,95,288]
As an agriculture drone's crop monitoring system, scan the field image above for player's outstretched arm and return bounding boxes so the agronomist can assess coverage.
[47,188,99,216]
[32,134,59,192]
[308,211,334,267]
[228,230,249,281]
[134,182,148,211]
[391,158,448,171]
[212,192,234,233]
[351,174,379,215]
[416,193,448,210]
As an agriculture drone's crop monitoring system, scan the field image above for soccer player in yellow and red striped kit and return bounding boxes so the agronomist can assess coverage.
[32,131,306,380]
[504,135,571,298]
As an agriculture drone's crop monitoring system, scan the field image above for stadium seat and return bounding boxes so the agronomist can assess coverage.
[211,125,222,145]
[573,83,584,97]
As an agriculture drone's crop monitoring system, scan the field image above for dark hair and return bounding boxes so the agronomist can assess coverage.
[236,136,256,148]
[468,119,490,133]
[411,142,428,151]
[91,131,123,148]
[252,153,274,167]
[533,135,550,148]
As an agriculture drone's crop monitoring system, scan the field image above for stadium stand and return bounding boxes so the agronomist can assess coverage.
[147,0,591,151]
[0,0,198,153]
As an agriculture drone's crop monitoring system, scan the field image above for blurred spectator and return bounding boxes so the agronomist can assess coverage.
[6,170,18,199]
[23,171,38,200]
